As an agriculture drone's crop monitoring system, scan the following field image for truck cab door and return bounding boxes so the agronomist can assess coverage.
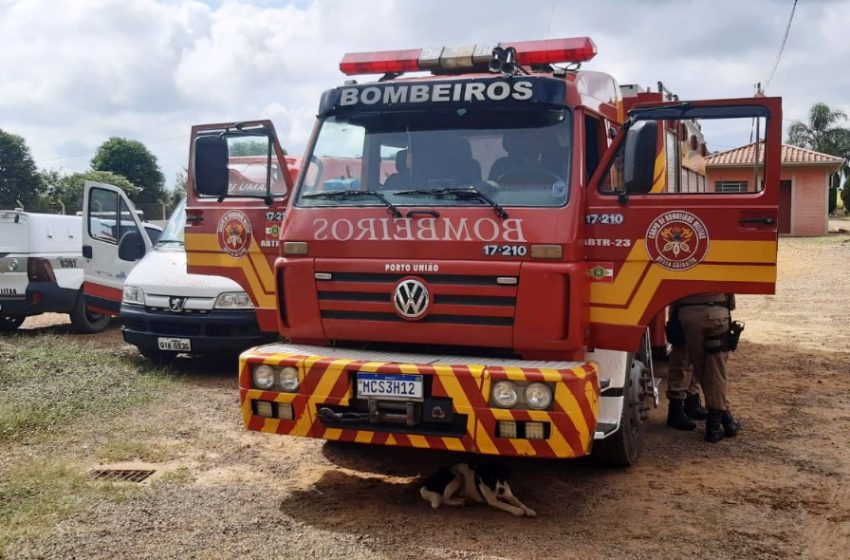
[184,120,295,333]
[82,180,153,314]
[585,97,782,352]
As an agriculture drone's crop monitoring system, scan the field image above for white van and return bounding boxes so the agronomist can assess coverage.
[82,183,272,361]
[0,209,111,333]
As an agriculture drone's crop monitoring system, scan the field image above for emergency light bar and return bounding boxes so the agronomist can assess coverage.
[339,37,597,76]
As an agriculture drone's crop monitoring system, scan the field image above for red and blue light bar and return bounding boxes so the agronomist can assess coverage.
[339,37,597,76]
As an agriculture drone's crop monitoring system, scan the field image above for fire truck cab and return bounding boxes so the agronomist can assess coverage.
[186,37,781,465]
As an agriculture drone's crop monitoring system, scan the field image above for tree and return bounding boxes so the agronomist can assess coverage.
[42,170,139,215]
[0,130,43,209]
[168,169,188,213]
[91,137,165,204]
[787,103,850,215]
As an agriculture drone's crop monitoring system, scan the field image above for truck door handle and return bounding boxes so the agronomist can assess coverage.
[739,217,775,225]
[82,245,93,258]
[186,214,204,225]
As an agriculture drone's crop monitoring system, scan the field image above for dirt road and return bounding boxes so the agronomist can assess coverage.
[4,232,850,560]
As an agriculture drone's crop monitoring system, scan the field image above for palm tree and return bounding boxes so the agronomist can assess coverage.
[787,102,850,214]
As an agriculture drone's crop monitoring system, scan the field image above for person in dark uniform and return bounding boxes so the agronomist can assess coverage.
[665,341,708,430]
[675,293,742,443]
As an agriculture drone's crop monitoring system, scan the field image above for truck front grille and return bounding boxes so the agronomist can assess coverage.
[315,272,516,326]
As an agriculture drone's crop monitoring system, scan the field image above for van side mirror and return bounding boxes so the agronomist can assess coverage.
[118,230,146,262]
[194,135,229,197]
[623,121,658,194]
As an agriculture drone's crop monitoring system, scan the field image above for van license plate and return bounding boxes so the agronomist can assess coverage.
[157,337,191,351]
[356,373,423,401]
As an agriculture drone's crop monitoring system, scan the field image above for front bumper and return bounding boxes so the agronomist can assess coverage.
[120,304,273,354]
[239,343,600,459]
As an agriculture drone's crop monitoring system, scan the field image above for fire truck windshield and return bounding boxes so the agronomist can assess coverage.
[296,107,572,209]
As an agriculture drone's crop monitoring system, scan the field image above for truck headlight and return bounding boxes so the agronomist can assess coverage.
[122,285,145,305]
[252,364,275,389]
[214,291,253,309]
[279,366,299,392]
[491,381,519,408]
[525,383,553,410]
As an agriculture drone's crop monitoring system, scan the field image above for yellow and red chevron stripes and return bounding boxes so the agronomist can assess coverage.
[238,350,600,459]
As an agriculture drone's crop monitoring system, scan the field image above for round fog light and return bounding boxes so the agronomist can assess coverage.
[279,366,299,392]
[492,381,519,408]
[253,364,275,389]
[525,382,553,410]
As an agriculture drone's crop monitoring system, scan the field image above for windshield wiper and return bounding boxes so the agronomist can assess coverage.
[302,189,402,218]
[393,186,508,219]
[156,239,184,246]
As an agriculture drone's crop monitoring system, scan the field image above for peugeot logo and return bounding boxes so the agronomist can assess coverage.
[168,296,187,312]
[393,278,430,320]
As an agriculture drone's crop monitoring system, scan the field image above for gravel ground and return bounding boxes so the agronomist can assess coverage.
[3,231,850,559]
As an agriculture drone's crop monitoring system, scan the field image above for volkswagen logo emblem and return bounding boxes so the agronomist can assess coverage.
[168,296,187,312]
[393,278,430,320]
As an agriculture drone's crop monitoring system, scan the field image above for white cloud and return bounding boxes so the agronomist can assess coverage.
[1,0,848,188]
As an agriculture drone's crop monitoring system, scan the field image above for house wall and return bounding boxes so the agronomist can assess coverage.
[706,165,829,236]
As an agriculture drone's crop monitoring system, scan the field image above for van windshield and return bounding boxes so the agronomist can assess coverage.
[156,198,186,246]
[296,107,572,209]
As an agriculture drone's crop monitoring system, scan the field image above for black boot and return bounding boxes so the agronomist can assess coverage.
[667,399,697,431]
[705,409,725,443]
[721,410,741,437]
[683,393,708,420]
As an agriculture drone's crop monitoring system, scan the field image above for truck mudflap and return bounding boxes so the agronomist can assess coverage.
[239,343,600,459]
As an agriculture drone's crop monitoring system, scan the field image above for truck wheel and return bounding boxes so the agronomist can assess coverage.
[0,315,25,332]
[69,293,111,334]
[592,355,646,467]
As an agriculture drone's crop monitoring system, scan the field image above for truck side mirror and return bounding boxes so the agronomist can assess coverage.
[623,121,658,194]
[118,230,146,262]
[194,135,229,197]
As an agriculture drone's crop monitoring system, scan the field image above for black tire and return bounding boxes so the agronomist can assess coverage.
[592,354,647,467]
[69,293,111,334]
[0,315,25,332]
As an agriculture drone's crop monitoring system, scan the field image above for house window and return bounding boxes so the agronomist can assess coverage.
[715,181,748,193]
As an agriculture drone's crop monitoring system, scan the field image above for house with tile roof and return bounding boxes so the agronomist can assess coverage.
[705,142,843,236]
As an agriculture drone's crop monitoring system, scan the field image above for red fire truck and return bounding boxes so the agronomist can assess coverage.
[185,37,781,465]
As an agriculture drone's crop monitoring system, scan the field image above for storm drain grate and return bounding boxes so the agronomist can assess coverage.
[89,469,156,483]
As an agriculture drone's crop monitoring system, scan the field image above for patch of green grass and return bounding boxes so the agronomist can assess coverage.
[0,462,142,553]
[0,335,182,442]
[96,438,171,463]
[152,466,195,486]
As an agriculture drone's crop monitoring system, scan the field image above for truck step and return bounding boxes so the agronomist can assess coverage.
[594,421,618,439]
[599,378,611,391]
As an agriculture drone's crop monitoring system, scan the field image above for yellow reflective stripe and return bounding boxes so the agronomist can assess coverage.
[185,232,275,302]
[355,431,374,444]
[442,437,466,452]
[475,419,498,454]
[591,263,776,325]
[590,240,777,308]
[324,428,342,440]
[525,409,571,454]
[649,148,667,193]
[408,434,430,448]
[554,385,590,450]
[386,434,397,446]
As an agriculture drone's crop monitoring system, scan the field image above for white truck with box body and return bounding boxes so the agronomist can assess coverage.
[0,209,109,332]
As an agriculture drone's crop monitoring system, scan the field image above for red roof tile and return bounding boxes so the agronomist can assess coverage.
[705,143,844,168]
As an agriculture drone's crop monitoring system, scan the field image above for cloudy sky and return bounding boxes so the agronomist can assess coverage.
[1,0,845,189]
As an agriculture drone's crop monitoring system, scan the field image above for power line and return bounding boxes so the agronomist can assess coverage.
[765,0,798,87]
[544,0,556,39]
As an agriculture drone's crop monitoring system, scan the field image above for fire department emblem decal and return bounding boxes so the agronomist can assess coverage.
[393,278,430,320]
[645,211,709,271]
[217,210,253,258]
